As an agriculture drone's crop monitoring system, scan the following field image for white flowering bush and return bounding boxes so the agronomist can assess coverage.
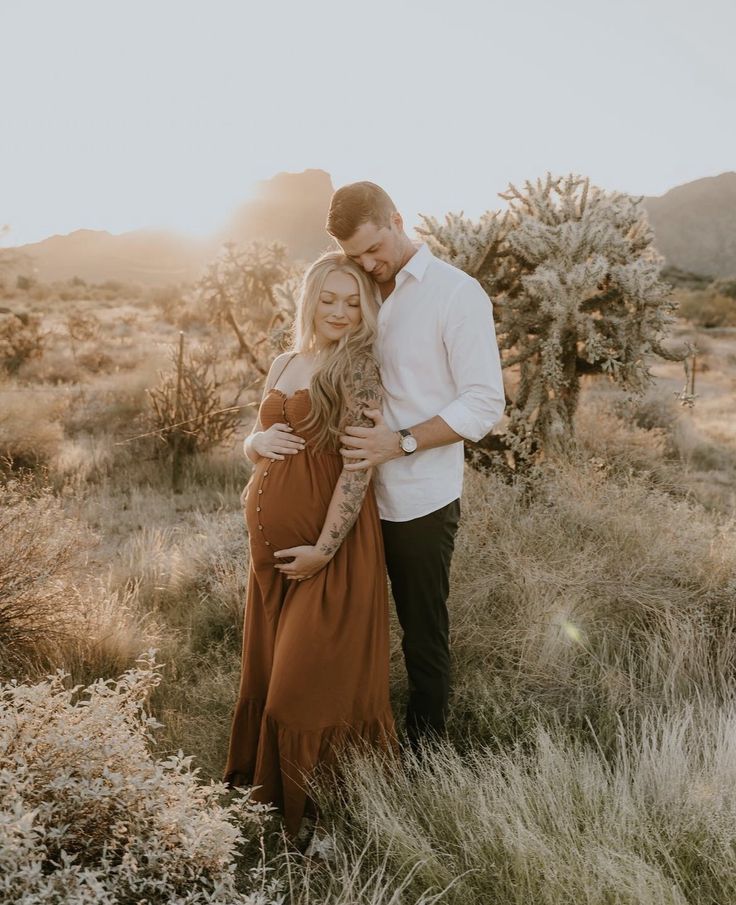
[0,651,283,905]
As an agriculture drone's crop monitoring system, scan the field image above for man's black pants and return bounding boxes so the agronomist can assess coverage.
[381,499,461,750]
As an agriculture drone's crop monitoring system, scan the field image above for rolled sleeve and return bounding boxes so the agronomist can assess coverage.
[437,278,505,442]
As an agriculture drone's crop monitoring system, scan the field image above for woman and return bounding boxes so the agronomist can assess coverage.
[223,251,396,839]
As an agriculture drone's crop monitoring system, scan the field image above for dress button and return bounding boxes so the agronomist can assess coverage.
[264,471,269,477]
[265,541,271,547]
[256,507,261,512]
[258,490,263,495]
[258,525,263,530]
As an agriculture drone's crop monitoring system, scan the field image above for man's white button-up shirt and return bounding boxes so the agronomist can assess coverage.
[373,242,505,522]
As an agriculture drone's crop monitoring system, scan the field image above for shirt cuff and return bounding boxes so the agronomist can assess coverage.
[438,399,497,443]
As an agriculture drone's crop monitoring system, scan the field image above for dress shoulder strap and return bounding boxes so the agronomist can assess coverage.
[267,351,298,390]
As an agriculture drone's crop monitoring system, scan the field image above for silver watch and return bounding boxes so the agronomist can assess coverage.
[398,428,418,455]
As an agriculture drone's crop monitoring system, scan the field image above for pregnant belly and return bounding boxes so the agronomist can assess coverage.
[244,454,341,557]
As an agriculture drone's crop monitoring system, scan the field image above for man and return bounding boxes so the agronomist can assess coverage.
[326,181,505,751]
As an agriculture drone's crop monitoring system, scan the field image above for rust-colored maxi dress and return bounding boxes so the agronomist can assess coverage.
[224,387,396,836]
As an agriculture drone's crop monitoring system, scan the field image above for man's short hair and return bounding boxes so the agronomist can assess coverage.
[326,181,397,241]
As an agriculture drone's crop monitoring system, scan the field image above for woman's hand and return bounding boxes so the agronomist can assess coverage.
[273,545,331,581]
[247,423,305,461]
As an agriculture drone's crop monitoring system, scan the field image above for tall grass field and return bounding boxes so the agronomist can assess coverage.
[1,278,735,903]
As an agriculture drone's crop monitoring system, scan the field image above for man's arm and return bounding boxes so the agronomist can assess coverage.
[340,279,505,470]
[340,411,461,470]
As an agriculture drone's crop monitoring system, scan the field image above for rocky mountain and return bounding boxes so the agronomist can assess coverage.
[219,168,335,262]
[5,169,335,286]
[643,172,736,279]
[10,228,215,286]
[7,169,735,285]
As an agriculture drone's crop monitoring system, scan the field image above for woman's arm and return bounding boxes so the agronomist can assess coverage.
[273,356,383,580]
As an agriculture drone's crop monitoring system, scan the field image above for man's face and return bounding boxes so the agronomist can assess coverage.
[337,216,405,284]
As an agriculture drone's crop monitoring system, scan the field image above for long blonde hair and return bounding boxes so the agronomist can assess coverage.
[292,252,380,451]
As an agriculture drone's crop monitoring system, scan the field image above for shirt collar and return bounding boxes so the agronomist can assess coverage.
[396,242,432,287]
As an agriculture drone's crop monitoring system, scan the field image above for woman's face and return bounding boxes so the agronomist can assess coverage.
[314,270,362,347]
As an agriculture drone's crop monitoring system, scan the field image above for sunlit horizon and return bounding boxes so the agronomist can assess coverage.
[2,0,734,249]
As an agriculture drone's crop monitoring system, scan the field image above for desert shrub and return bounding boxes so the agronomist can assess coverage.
[0,386,67,470]
[0,310,44,373]
[0,476,93,674]
[677,290,736,328]
[0,653,282,904]
[65,309,101,348]
[76,347,115,373]
[575,400,683,492]
[669,417,736,472]
[713,277,736,300]
[661,265,713,291]
[29,283,52,302]
[15,274,35,291]
[613,388,680,433]
[99,278,126,292]
[17,347,83,383]
[150,284,184,322]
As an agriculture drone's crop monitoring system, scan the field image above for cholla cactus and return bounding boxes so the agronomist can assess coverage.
[146,343,244,457]
[198,241,297,372]
[419,173,691,466]
[0,311,44,374]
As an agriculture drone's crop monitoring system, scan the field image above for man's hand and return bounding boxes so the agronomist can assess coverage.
[273,545,331,581]
[339,409,402,471]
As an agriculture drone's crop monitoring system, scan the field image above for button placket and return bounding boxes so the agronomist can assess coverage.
[255,395,296,551]
[256,465,272,546]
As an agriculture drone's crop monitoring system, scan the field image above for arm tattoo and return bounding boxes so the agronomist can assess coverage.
[317,357,383,558]
[318,469,371,558]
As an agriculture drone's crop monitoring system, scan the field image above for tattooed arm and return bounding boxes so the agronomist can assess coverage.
[273,356,383,581]
[316,356,382,559]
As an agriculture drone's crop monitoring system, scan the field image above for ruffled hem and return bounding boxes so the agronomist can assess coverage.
[224,698,397,836]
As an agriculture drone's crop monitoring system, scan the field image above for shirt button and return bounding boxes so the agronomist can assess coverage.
[258,490,263,495]
[264,471,269,477]
[258,525,263,530]
[256,507,261,512]
[265,541,271,547]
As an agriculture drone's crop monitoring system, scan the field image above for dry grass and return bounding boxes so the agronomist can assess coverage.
[0,476,154,680]
[0,385,68,470]
[301,700,736,905]
[1,296,735,903]
[443,462,736,748]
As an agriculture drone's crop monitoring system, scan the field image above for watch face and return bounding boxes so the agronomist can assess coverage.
[401,435,418,453]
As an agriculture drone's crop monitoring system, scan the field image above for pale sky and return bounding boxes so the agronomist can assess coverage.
[1,0,734,248]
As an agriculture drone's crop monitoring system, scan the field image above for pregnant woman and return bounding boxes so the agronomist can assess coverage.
[223,251,396,839]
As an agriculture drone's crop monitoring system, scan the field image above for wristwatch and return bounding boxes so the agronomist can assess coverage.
[398,428,418,455]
